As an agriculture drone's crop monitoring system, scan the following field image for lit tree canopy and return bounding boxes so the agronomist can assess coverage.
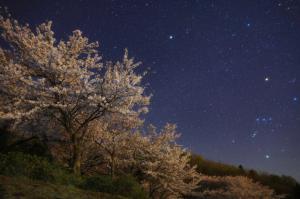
[0,15,150,174]
[134,124,201,199]
[190,175,283,199]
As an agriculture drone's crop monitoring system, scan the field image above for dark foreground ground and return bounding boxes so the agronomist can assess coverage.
[0,175,126,199]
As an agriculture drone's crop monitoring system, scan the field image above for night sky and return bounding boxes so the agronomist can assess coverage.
[1,0,299,180]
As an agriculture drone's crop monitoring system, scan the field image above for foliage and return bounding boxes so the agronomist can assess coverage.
[190,154,245,176]
[0,14,150,174]
[82,113,142,176]
[80,175,148,199]
[129,124,201,199]
[114,175,148,199]
[0,127,51,158]
[189,175,283,199]
[80,122,201,198]
[0,152,83,186]
[190,154,300,199]
[0,12,199,198]
[80,175,114,193]
[0,175,125,199]
[0,152,146,198]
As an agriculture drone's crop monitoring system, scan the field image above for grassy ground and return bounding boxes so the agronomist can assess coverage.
[0,175,126,199]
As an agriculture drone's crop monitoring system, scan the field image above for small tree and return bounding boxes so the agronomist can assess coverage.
[0,16,150,174]
[134,124,201,199]
[91,113,142,178]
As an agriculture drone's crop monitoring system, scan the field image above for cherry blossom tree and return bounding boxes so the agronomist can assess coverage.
[133,124,201,199]
[0,15,150,174]
[84,113,142,177]
[189,175,283,199]
[81,122,201,198]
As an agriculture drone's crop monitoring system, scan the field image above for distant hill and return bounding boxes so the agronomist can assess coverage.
[190,154,300,199]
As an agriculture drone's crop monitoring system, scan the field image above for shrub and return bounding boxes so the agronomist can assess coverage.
[0,152,147,198]
[80,175,148,199]
[0,152,53,181]
[51,167,83,186]
[80,175,114,193]
[114,175,148,199]
[0,152,82,185]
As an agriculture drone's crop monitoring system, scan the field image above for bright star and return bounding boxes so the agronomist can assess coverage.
[264,77,270,82]
[246,23,251,27]
[293,97,298,102]
[169,35,174,40]
[265,154,270,159]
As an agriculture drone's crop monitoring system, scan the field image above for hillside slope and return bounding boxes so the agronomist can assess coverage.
[0,175,125,199]
[190,154,300,198]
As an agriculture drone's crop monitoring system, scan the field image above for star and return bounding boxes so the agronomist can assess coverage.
[264,77,270,82]
[231,139,236,144]
[251,131,258,138]
[169,35,174,40]
[293,97,298,102]
[268,117,272,121]
[246,23,251,27]
[256,116,273,124]
[265,154,270,159]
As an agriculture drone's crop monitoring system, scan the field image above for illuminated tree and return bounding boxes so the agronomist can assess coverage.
[134,124,201,199]
[82,122,201,198]
[87,113,142,178]
[0,15,150,174]
[190,175,283,199]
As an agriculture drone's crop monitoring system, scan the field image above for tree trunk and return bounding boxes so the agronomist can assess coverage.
[71,133,81,175]
[110,155,115,179]
[149,184,159,199]
[72,147,81,175]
